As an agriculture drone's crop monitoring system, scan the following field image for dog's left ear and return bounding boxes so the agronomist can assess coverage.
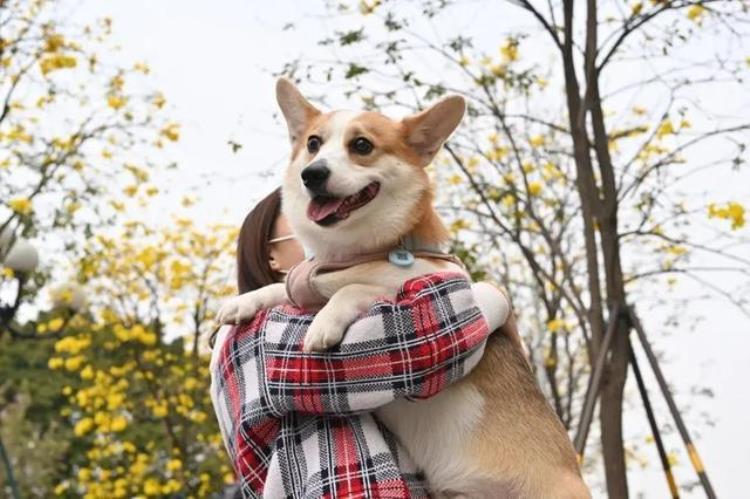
[276,78,321,144]
[401,95,465,166]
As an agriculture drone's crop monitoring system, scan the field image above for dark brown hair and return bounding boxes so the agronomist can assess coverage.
[209,187,282,348]
[236,187,283,294]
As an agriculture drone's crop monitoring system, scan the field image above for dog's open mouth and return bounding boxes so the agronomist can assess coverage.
[307,182,380,226]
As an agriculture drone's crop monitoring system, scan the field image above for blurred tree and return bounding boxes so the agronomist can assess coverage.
[0,1,238,497]
[288,0,750,496]
[45,219,237,498]
[0,0,176,339]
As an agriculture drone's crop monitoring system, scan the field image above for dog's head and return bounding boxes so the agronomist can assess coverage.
[276,78,465,259]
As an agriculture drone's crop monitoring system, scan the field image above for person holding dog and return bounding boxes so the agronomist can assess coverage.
[210,187,522,498]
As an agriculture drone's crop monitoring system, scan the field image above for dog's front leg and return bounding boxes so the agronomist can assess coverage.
[217,283,289,325]
[303,283,390,352]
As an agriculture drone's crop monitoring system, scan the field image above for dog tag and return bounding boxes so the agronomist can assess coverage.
[388,248,415,268]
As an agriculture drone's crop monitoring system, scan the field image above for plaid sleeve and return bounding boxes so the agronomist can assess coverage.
[260,271,490,416]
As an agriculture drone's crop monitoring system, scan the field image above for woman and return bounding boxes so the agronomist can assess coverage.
[210,188,520,498]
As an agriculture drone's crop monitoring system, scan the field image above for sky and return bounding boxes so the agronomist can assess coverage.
[53,1,750,496]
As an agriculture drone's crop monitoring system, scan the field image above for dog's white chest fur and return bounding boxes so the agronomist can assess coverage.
[376,384,486,494]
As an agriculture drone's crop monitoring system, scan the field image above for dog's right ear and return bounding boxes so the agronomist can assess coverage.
[276,78,321,144]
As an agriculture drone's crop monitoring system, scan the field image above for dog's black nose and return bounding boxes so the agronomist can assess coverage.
[301,160,330,194]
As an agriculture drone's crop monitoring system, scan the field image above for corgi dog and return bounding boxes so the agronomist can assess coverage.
[217,78,590,498]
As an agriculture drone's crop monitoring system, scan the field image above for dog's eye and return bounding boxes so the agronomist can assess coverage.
[351,137,374,155]
[307,135,322,154]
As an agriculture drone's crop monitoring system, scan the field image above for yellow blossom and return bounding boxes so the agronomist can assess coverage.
[528,182,542,197]
[64,356,84,371]
[500,38,519,62]
[708,202,745,230]
[66,200,81,214]
[77,467,91,482]
[358,0,381,15]
[144,478,161,496]
[490,63,507,78]
[8,197,33,215]
[529,135,546,148]
[152,402,168,418]
[123,185,138,197]
[450,219,471,232]
[448,174,463,185]
[80,365,95,380]
[687,5,706,22]
[74,417,94,436]
[546,319,568,332]
[160,123,180,142]
[152,92,166,109]
[107,94,127,110]
[110,415,128,432]
[53,481,69,495]
[45,34,66,52]
[656,120,674,139]
[48,317,65,331]
[39,54,77,75]
[134,61,150,74]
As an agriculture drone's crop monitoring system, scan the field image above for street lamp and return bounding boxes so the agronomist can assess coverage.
[0,235,39,331]
[0,231,82,339]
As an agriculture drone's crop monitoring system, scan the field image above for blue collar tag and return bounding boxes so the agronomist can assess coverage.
[388,248,415,268]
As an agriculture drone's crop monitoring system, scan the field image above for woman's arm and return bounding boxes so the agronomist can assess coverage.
[211,273,510,419]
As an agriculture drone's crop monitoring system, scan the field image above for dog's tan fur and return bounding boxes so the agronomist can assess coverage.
[218,79,590,498]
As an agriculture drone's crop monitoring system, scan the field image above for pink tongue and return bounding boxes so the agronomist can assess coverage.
[307,197,345,222]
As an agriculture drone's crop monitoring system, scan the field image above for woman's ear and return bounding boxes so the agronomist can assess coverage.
[401,95,465,166]
[276,78,321,144]
[268,251,280,272]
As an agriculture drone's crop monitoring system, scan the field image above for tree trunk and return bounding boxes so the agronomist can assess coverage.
[562,0,631,495]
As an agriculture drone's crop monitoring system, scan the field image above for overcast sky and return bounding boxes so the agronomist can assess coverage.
[54,1,750,496]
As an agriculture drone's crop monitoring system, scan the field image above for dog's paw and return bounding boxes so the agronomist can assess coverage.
[302,312,347,352]
[217,294,260,325]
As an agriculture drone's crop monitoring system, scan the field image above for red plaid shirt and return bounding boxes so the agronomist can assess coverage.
[210,273,491,498]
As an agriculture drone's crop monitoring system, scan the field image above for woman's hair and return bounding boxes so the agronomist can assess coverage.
[237,187,283,294]
[209,187,282,349]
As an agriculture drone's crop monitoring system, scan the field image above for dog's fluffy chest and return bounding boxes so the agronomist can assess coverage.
[376,383,486,493]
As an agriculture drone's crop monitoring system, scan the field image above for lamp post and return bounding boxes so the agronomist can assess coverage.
[0,235,40,338]
[1,231,85,498]
[0,230,36,499]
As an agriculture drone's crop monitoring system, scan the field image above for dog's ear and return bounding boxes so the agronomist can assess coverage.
[401,95,465,166]
[276,78,321,144]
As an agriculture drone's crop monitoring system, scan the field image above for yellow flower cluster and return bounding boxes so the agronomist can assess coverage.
[500,38,519,62]
[39,53,77,75]
[8,196,33,215]
[113,324,157,346]
[45,222,238,496]
[708,202,746,230]
[160,123,180,142]
[687,5,706,22]
[546,318,570,333]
